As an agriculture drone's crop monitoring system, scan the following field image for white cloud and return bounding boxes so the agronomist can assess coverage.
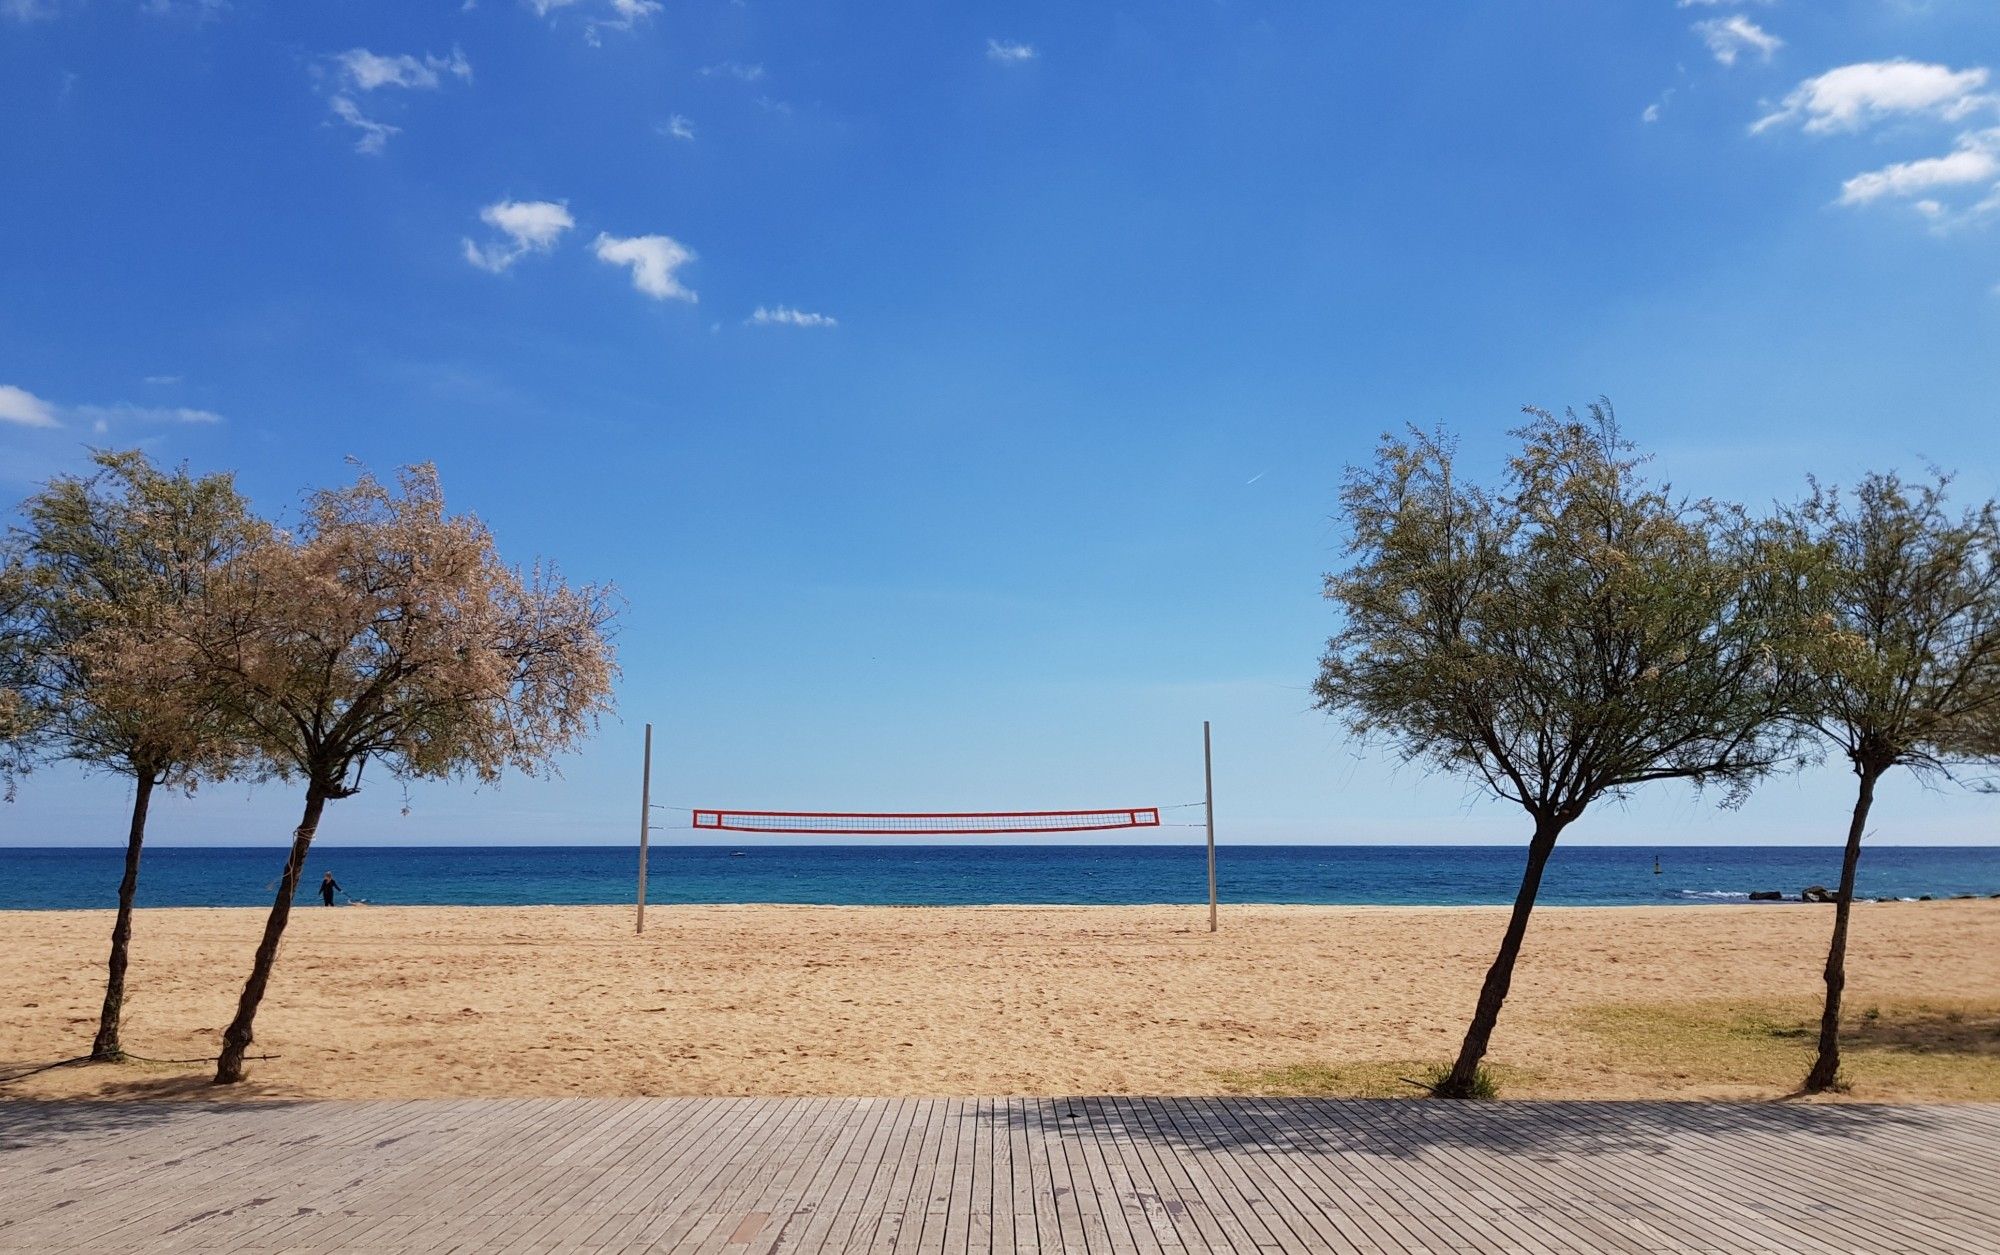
[0,384,60,429]
[699,61,765,81]
[0,386,227,430]
[1754,60,1995,134]
[71,403,224,426]
[140,0,230,19]
[986,38,1036,64]
[142,374,182,386]
[1,0,58,21]
[463,199,575,272]
[335,47,472,92]
[1839,131,2000,204]
[1696,16,1781,67]
[592,233,697,301]
[748,305,837,328]
[579,0,658,43]
[1642,103,1663,123]
[328,96,399,154]
[659,114,695,141]
[321,47,469,153]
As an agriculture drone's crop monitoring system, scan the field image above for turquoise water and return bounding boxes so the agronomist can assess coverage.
[2,844,1998,909]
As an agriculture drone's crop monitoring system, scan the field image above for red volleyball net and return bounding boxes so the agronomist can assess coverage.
[690,807,1162,836]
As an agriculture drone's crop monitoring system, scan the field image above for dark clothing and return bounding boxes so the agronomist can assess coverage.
[321,878,341,906]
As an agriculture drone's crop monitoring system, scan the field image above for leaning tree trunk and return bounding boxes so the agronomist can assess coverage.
[215,784,329,1084]
[1804,766,1881,1094]
[91,772,157,1062]
[1438,814,1566,1098]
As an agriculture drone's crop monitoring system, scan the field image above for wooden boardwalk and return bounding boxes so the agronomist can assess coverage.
[3,1097,1997,1253]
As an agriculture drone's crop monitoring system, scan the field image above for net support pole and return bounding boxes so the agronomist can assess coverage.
[1204,720,1217,933]
[636,722,652,936]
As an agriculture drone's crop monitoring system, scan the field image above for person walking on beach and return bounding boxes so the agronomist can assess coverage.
[320,872,342,907]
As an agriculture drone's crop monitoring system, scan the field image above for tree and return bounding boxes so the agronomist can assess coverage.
[200,464,616,1084]
[1779,472,2000,1093]
[0,542,36,799]
[8,450,264,1061]
[1315,405,1806,1098]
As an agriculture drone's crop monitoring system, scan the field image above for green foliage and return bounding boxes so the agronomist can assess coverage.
[1776,471,2000,779]
[1316,403,1808,824]
[6,449,266,790]
[0,543,36,797]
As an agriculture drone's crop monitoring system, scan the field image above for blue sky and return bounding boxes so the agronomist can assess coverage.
[3,0,1998,848]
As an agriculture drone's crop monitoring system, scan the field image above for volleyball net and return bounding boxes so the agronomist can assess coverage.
[689,807,1163,836]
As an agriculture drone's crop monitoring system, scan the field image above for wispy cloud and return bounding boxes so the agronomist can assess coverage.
[748,305,837,328]
[140,0,230,19]
[698,61,765,82]
[1,0,61,21]
[1841,132,1999,205]
[328,96,399,154]
[0,384,60,429]
[463,199,575,273]
[593,233,697,301]
[1839,129,2000,229]
[73,403,224,426]
[1696,15,1781,67]
[658,114,695,141]
[320,46,471,153]
[335,47,472,92]
[0,384,226,430]
[986,38,1036,65]
[526,0,657,40]
[1755,59,2000,233]
[1753,59,1994,134]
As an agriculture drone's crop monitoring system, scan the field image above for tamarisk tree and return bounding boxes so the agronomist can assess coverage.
[1780,472,2000,1093]
[9,451,263,1061]
[1315,405,1806,1098]
[1,543,35,799]
[204,464,616,1084]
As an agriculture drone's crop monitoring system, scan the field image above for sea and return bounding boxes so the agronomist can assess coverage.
[1,844,1997,911]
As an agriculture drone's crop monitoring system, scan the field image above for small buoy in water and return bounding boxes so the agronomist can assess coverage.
[1653,856,1662,875]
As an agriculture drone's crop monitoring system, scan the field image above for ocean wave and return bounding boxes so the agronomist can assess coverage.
[1676,889,1751,900]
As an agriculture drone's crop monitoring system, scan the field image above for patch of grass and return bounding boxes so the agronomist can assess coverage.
[1577,1000,2000,1100]
[1419,1062,1498,1100]
[1213,1059,1528,1100]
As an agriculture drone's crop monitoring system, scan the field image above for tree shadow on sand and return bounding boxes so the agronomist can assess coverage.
[0,1055,301,1154]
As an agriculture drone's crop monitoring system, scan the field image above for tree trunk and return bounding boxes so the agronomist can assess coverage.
[90,772,156,1062]
[1804,766,1880,1094]
[214,785,329,1084]
[1438,814,1565,1098]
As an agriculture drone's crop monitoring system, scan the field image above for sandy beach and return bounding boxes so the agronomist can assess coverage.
[3,900,1996,1102]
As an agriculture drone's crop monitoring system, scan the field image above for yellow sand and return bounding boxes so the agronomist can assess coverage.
[2,901,1995,1101]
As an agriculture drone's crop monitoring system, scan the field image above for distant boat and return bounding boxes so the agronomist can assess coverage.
[731,851,746,858]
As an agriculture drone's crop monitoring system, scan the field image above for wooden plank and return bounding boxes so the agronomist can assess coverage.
[8,1097,2000,1254]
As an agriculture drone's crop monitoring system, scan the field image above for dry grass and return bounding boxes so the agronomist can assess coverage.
[1575,1000,2000,1100]
[1213,1060,1528,1099]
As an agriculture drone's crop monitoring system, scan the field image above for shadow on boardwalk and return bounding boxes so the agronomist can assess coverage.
[3,1095,1996,1253]
[1015,1093,1980,1161]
